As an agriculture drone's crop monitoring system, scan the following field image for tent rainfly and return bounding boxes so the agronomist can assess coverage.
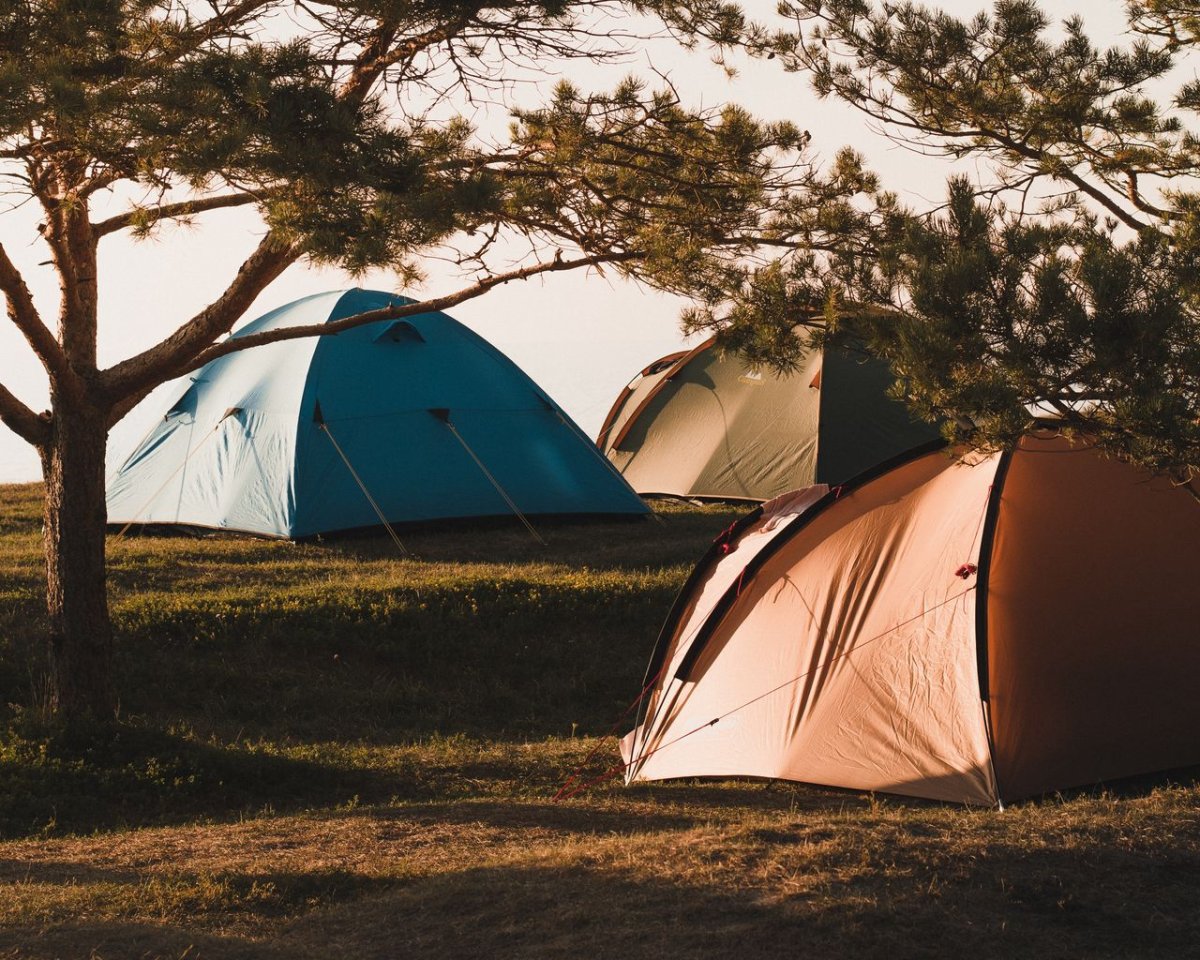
[622,434,1200,805]
[597,333,938,502]
[106,289,647,538]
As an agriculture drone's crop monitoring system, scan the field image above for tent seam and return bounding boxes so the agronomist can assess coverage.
[973,447,1015,806]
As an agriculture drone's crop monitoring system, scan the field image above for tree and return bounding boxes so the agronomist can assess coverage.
[691,0,1200,482]
[0,0,858,720]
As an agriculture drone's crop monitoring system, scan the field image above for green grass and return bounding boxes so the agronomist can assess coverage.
[1,482,1199,959]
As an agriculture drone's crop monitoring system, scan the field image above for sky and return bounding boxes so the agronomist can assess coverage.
[0,0,1131,482]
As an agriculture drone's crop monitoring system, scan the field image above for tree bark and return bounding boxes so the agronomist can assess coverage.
[39,406,115,720]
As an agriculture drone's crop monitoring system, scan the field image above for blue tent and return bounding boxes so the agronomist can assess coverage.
[106,289,647,538]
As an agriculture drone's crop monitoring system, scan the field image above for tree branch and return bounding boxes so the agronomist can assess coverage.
[0,241,77,389]
[337,19,401,103]
[117,0,279,82]
[194,249,642,362]
[93,190,268,237]
[105,249,642,427]
[980,135,1151,232]
[339,16,473,102]
[101,232,300,404]
[824,80,1152,232]
[0,380,49,447]
[789,16,1164,233]
[179,0,279,50]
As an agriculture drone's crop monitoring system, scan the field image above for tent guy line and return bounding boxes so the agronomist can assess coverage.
[555,581,979,802]
[113,413,232,541]
[626,581,981,788]
[432,409,547,547]
[552,656,675,802]
[317,419,411,556]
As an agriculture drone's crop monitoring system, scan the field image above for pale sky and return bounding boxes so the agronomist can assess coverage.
[0,1,1130,482]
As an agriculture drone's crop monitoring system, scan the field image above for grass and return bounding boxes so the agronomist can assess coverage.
[1,482,1199,958]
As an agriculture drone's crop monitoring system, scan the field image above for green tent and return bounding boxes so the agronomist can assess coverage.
[597,333,938,501]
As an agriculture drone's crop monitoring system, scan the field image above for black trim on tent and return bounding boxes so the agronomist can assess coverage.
[605,337,716,452]
[632,503,766,731]
[973,447,1014,703]
[669,438,951,682]
[596,347,699,453]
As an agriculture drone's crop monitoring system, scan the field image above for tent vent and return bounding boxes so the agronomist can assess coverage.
[165,389,200,420]
[376,321,425,344]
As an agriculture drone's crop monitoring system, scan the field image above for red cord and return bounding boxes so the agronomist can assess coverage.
[554,762,629,802]
[552,660,671,802]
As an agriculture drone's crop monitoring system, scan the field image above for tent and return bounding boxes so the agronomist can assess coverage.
[107,289,647,538]
[597,333,938,501]
[622,433,1200,805]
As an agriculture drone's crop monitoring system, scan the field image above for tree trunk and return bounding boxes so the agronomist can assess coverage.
[40,406,115,719]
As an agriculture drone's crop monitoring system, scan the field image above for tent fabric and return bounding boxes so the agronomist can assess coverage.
[622,434,1200,805]
[107,289,647,538]
[596,349,691,450]
[598,335,938,501]
[985,435,1200,800]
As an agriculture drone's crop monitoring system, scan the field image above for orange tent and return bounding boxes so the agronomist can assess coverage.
[623,434,1200,805]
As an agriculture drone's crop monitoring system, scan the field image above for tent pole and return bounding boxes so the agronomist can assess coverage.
[434,412,547,546]
[973,450,1014,808]
[319,422,411,556]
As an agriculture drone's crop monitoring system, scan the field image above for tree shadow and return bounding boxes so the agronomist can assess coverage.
[276,850,1197,959]
[10,834,1198,960]
[0,727,406,839]
[0,921,270,960]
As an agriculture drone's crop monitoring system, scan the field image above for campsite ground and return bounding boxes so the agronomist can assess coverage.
[1,483,1198,959]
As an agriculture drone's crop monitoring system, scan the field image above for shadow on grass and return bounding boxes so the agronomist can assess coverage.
[0,724,406,839]
[108,592,677,744]
[277,854,1198,959]
[8,835,1200,960]
[7,702,1198,840]
[0,731,840,840]
[2,499,745,774]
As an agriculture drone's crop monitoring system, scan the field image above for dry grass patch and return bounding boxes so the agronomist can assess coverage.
[3,781,1200,958]
[2,482,1200,957]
